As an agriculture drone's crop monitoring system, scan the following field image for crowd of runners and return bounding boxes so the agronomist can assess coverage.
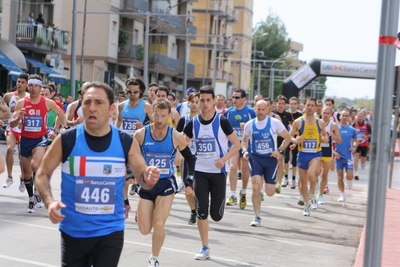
[1,74,389,267]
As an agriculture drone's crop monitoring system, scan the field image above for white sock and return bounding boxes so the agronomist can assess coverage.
[240,189,246,195]
[231,191,236,197]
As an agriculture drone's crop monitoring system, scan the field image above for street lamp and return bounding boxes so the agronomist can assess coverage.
[268,57,285,100]
[251,32,268,97]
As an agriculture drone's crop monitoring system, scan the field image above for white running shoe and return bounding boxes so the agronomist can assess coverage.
[27,197,36,213]
[148,257,159,267]
[347,179,353,190]
[18,176,25,193]
[338,194,346,202]
[129,184,136,196]
[34,193,44,208]
[317,194,325,205]
[303,203,310,216]
[310,196,318,210]
[250,215,261,227]
[177,181,185,193]
[281,178,289,187]
[3,177,13,188]
[194,246,210,260]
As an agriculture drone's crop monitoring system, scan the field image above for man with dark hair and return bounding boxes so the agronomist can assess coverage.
[135,98,195,267]
[290,97,328,216]
[225,98,233,109]
[352,111,371,181]
[183,85,240,260]
[35,81,160,267]
[155,86,180,128]
[2,73,29,190]
[10,74,66,213]
[148,82,158,103]
[66,85,90,128]
[224,89,255,209]
[116,77,153,218]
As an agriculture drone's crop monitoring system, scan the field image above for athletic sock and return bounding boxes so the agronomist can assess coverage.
[284,174,288,179]
[292,176,296,181]
[124,199,130,206]
[25,178,33,197]
[231,191,236,197]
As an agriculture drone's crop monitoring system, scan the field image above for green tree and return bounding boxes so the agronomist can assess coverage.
[252,11,291,98]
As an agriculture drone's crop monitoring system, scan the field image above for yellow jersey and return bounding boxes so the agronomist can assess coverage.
[298,118,322,153]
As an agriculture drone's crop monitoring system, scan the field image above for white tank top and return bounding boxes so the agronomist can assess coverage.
[8,92,29,133]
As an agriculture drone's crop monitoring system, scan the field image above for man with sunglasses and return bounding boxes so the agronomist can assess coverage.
[115,77,153,218]
[224,89,256,209]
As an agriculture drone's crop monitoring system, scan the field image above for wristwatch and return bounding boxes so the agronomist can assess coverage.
[278,148,284,155]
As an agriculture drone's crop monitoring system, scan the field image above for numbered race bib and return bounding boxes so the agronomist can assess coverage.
[75,177,116,215]
[356,129,366,141]
[24,116,43,132]
[321,142,330,148]
[196,138,216,158]
[233,127,244,141]
[122,118,138,134]
[302,139,317,153]
[255,139,273,154]
[145,153,171,175]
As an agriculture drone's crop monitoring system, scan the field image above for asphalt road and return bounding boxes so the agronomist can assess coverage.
[0,140,394,267]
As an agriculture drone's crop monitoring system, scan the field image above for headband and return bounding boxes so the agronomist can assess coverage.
[28,79,43,86]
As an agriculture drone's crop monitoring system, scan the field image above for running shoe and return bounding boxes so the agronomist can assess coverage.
[310,196,318,210]
[27,197,36,213]
[188,211,197,225]
[303,203,310,216]
[298,195,304,206]
[124,204,131,219]
[129,184,136,196]
[177,181,185,193]
[237,171,242,180]
[338,194,346,202]
[148,257,159,267]
[317,194,325,205]
[239,192,246,209]
[226,196,237,206]
[194,246,210,260]
[281,177,289,187]
[275,184,281,194]
[347,179,353,190]
[361,163,366,170]
[323,186,329,194]
[250,215,261,227]
[354,175,359,181]
[19,177,25,193]
[34,193,44,208]
[290,179,296,189]
[3,177,13,188]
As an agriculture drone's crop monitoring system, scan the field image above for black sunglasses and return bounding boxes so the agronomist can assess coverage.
[126,89,140,94]
[232,96,242,99]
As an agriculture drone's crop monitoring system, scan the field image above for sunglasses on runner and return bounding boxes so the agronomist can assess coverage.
[126,89,140,94]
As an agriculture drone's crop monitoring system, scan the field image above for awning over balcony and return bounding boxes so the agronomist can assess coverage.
[0,51,24,81]
[24,54,67,84]
[114,76,126,89]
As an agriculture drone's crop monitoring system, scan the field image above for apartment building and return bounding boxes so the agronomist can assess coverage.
[0,0,68,95]
[55,0,197,98]
[189,0,240,97]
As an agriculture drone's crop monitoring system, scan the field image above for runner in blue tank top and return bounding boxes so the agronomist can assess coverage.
[134,98,196,267]
[115,77,154,218]
[35,82,160,267]
[224,89,256,209]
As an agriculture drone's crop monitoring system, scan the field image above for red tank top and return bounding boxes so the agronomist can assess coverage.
[22,96,49,138]
[355,122,370,147]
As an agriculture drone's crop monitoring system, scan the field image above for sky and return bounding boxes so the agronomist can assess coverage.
[253,0,400,100]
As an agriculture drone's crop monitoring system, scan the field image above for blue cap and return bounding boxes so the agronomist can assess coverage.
[186,88,197,95]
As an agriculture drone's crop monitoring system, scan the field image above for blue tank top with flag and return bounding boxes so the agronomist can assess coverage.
[60,125,126,238]
[250,117,276,157]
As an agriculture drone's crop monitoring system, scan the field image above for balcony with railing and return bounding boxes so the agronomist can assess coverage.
[151,3,182,30]
[226,9,239,23]
[16,23,69,53]
[207,0,226,14]
[180,62,195,75]
[121,0,149,13]
[150,53,180,72]
[118,45,145,61]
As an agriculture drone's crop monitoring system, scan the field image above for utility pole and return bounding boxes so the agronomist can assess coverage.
[70,0,77,99]
[79,0,87,87]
